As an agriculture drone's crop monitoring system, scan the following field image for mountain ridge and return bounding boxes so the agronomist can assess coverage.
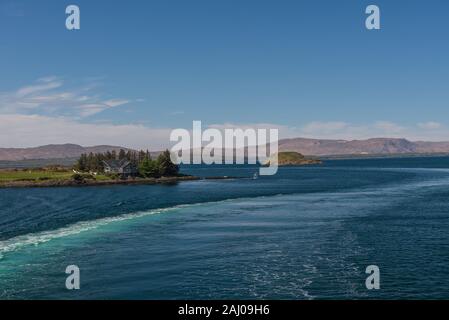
[2,137,449,161]
[0,144,133,161]
[278,137,449,156]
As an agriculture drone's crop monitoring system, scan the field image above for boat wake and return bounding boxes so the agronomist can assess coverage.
[0,206,181,260]
[2,168,449,260]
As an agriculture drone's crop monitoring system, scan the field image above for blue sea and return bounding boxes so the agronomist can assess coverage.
[1,157,449,300]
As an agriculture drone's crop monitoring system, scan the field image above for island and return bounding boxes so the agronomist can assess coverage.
[0,149,322,188]
[0,149,199,188]
[265,151,322,166]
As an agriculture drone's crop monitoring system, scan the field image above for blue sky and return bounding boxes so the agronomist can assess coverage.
[0,0,448,148]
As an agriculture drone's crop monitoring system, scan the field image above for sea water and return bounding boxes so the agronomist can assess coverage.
[1,157,449,299]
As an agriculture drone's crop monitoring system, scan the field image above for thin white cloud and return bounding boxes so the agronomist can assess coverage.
[209,122,287,131]
[16,80,63,97]
[1,116,449,149]
[103,99,129,107]
[0,77,131,118]
[294,121,449,141]
[1,78,448,148]
[209,121,449,142]
[0,114,171,150]
[418,121,442,130]
[37,76,59,83]
[301,121,348,136]
[373,121,405,134]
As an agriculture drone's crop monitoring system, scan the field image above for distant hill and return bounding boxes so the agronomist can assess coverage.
[278,138,449,156]
[2,137,449,161]
[0,144,133,161]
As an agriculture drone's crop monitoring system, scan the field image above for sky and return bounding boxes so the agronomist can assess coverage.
[0,0,448,149]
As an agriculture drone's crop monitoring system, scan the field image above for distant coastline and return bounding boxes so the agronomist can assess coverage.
[319,152,449,160]
[2,152,449,170]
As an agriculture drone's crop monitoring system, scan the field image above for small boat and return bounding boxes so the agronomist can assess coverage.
[253,172,259,179]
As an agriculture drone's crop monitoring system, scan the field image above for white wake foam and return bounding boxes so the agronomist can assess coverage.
[0,206,181,260]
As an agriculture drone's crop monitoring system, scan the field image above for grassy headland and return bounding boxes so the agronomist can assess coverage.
[0,166,199,188]
[0,168,73,182]
[0,149,194,188]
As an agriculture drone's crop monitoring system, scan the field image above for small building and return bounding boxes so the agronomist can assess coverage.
[102,159,138,178]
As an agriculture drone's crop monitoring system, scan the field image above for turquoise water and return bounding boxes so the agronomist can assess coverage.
[1,157,449,299]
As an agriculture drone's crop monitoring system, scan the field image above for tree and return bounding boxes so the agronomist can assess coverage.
[138,150,146,163]
[118,149,127,160]
[138,155,159,178]
[74,153,88,171]
[157,150,179,176]
[87,152,95,171]
[73,149,180,177]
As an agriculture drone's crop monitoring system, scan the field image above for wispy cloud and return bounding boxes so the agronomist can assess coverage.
[1,77,449,148]
[209,121,449,142]
[418,121,442,130]
[301,121,349,136]
[0,114,171,150]
[0,77,130,118]
[1,116,449,149]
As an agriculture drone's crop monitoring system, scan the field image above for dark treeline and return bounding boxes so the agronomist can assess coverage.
[74,149,179,178]
[74,149,147,172]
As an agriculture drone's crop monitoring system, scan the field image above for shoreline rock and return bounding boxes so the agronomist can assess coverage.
[0,175,202,189]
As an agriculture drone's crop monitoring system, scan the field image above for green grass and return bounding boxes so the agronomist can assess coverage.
[264,151,321,166]
[277,152,306,162]
[0,170,115,183]
[0,170,73,182]
[94,174,111,181]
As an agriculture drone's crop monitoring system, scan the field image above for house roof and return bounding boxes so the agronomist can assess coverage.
[102,159,132,169]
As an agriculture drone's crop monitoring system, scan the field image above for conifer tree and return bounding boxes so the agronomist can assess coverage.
[157,150,179,176]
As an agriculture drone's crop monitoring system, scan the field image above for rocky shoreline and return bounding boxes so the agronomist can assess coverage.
[0,175,204,189]
[0,175,245,189]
